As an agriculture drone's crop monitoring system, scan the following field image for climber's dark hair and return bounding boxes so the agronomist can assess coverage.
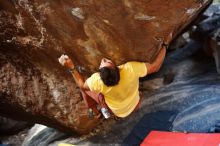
[99,66,120,86]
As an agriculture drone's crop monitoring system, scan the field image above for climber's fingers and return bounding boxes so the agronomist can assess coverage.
[58,54,69,66]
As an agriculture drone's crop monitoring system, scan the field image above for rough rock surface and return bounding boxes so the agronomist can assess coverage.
[0,0,212,134]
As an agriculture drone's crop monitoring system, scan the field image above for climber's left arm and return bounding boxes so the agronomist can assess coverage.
[58,55,87,89]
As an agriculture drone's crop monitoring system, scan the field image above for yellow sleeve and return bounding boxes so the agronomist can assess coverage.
[126,61,147,77]
[85,73,103,92]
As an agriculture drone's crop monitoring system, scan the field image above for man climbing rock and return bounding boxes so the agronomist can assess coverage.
[58,47,166,118]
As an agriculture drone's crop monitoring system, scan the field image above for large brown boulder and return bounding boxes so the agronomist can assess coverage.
[0,0,212,134]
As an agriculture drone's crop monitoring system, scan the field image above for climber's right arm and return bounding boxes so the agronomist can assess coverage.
[145,47,166,75]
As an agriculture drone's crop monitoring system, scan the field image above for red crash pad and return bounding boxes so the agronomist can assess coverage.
[141,131,220,146]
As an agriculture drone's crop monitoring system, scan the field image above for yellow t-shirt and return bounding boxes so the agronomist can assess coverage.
[86,62,147,117]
